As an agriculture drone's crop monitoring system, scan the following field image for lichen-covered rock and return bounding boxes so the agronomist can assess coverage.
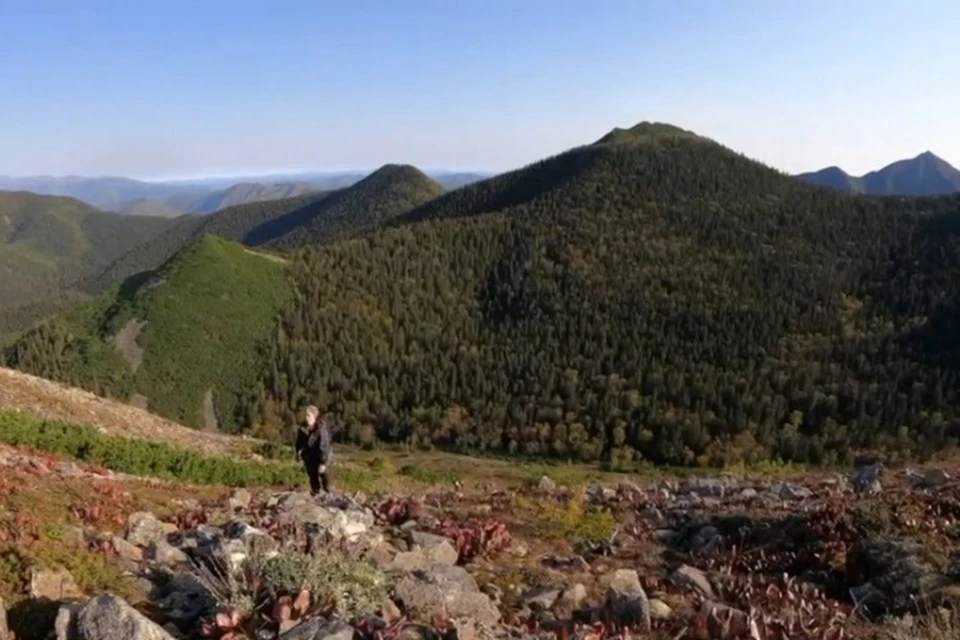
[77,594,175,640]
[127,511,166,548]
[30,567,82,601]
[278,617,355,640]
[846,536,949,616]
[395,565,501,625]
[603,569,650,630]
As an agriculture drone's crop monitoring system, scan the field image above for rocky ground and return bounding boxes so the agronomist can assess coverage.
[2,442,960,640]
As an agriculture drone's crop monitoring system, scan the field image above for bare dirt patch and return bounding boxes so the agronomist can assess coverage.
[110,318,147,371]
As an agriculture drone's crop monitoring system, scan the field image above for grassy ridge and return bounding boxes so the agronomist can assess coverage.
[7,235,294,431]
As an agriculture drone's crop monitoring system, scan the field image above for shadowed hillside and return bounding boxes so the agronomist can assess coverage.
[798,151,960,196]
[246,164,445,250]
[8,235,292,432]
[0,191,176,334]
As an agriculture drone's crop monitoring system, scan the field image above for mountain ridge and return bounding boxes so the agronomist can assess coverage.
[797,150,960,195]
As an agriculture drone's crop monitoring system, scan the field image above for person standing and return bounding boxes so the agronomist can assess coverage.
[295,405,332,495]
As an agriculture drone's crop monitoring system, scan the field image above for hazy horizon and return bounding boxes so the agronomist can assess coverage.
[2,1,957,179]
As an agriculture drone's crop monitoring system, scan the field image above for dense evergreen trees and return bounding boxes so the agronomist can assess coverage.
[10,123,960,467]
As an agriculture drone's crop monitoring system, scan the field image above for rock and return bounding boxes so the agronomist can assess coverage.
[773,482,813,500]
[0,596,10,640]
[278,617,356,640]
[162,622,185,639]
[537,476,557,493]
[228,488,253,512]
[852,463,884,495]
[690,526,722,554]
[62,525,87,548]
[112,536,143,562]
[911,468,951,489]
[388,538,459,572]
[521,584,563,611]
[682,477,726,498]
[542,555,589,571]
[395,565,500,625]
[223,520,278,556]
[670,564,715,598]
[54,603,82,640]
[552,583,587,618]
[648,598,672,620]
[127,512,166,548]
[846,537,949,616]
[148,540,189,566]
[77,594,176,640]
[736,488,759,501]
[30,567,82,601]
[586,484,616,503]
[603,569,650,630]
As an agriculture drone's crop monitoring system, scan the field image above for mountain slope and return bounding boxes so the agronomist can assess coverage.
[81,192,331,294]
[247,164,445,250]
[252,122,960,465]
[12,122,960,469]
[0,176,210,211]
[7,235,292,431]
[183,182,319,215]
[0,191,176,333]
[797,151,960,195]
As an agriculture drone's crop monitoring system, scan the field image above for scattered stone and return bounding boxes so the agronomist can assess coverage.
[852,463,884,495]
[910,468,951,489]
[553,583,587,618]
[30,567,82,601]
[54,603,82,640]
[395,565,501,625]
[689,525,722,554]
[127,512,166,548]
[670,564,715,598]
[648,598,672,620]
[228,488,253,512]
[537,476,557,493]
[278,617,358,640]
[111,536,144,563]
[846,536,948,616]
[77,594,175,640]
[521,584,563,611]
[0,597,10,640]
[603,569,650,630]
[388,538,459,572]
[148,540,189,566]
[223,519,278,556]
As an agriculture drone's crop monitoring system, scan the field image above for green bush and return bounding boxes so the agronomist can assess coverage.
[261,548,389,619]
[0,409,302,487]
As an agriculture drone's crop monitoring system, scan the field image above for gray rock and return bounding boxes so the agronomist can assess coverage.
[774,483,813,500]
[223,519,279,556]
[148,540,189,566]
[395,565,500,625]
[127,512,166,548]
[910,468,951,489]
[521,584,563,611]
[388,539,459,572]
[648,598,672,620]
[274,493,374,543]
[278,617,356,640]
[0,596,10,640]
[77,594,176,640]
[553,583,587,617]
[228,488,253,512]
[690,526,722,554]
[112,536,143,563]
[54,603,82,640]
[603,569,650,630]
[852,463,884,495]
[30,567,82,601]
[682,477,726,498]
[736,488,759,501]
[537,476,557,493]
[847,537,948,615]
[670,565,715,598]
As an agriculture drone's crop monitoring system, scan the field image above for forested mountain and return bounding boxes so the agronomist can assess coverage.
[7,235,291,431]
[797,151,960,196]
[10,121,960,468]
[80,192,331,294]
[248,164,444,250]
[0,191,176,335]
[254,122,960,465]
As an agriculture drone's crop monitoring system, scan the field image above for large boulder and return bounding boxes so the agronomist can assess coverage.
[603,569,650,630]
[127,512,166,548]
[846,537,949,616]
[278,617,355,640]
[394,565,500,625]
[77,594,176,640]
[0,596,10,640]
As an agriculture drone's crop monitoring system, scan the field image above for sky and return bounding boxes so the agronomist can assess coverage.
[0,0,957,180]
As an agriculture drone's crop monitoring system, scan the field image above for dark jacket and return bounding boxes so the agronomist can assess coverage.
[295,419,332,466]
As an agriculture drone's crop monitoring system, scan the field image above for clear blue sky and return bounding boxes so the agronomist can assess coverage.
[1,0,957,179]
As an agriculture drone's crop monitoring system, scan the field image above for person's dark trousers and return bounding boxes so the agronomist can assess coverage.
[304,460,331,495]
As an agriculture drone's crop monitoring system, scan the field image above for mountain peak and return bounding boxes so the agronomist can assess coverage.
[594,121,703,146]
